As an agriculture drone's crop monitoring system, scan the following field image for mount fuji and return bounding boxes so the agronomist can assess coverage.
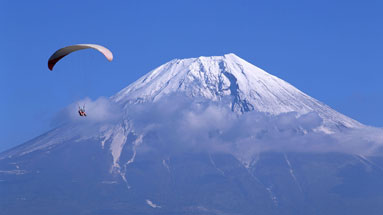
[1,54,382,215]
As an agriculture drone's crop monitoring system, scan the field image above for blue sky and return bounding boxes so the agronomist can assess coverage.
[1,0,382,152]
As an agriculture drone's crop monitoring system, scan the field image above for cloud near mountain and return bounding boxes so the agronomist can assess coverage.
[57,92,383,167]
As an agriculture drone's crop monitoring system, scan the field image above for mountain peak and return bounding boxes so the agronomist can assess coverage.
[113,54,362,129]
[113,53,267,104]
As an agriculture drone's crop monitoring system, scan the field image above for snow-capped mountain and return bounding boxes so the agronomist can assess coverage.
[1,53,374,170]
[113,53,362,129]
[1,54,382,215]
[1,53,368,166]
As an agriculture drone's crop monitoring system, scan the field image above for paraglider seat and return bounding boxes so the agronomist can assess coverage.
[78,109,87,117]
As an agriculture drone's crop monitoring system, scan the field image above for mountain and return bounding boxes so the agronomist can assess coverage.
[1,54,382,215]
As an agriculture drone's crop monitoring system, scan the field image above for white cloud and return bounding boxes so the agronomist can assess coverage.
[52,94,383,160]
[52,97,122,126]
[124,94,383,159]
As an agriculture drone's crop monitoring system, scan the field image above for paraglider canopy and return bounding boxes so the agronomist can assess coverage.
[48,44,113,70]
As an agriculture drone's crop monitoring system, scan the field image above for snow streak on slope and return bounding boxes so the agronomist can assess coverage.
[109,125,128,169]
[113,54,363,130]
[284,153,302,192]
[146,199,162,208]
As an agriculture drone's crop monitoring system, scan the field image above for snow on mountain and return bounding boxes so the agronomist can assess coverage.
[113,53,363,129]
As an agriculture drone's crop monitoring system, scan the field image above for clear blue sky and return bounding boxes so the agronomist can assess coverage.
[1,0,382,152]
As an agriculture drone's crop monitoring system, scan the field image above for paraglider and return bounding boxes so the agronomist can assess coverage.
[48,44,113,117]
[48,44,113,71]
[78,105,87,117]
